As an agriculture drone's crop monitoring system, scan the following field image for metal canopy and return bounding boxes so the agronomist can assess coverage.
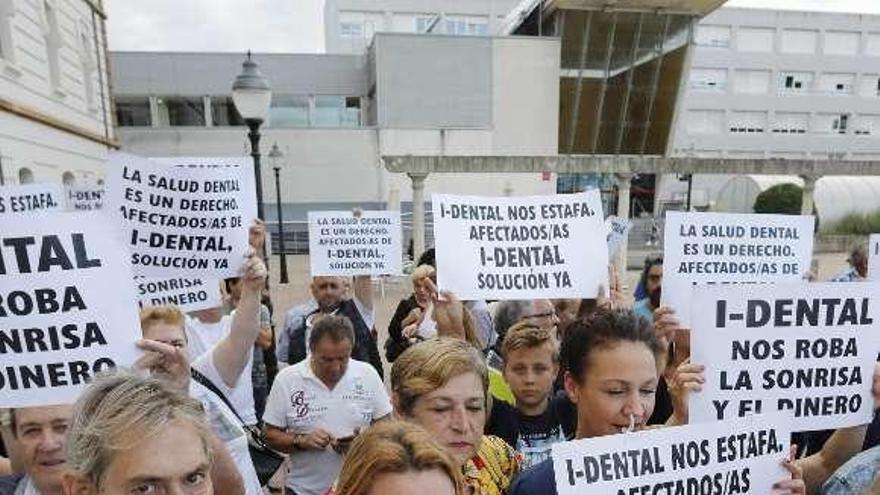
[549,0,727,15]
[382,155,880,177]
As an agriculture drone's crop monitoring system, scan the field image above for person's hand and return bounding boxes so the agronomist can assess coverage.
[425,279,465,339]
[296,429,334,451]
[667,360,705,425]
[773,445,805,495]
[134,339,190,392]
[240,247,268,292]
[401,307,423,329]
[248,219,266,252]
[331,427,360,455]
[653,306,681,351]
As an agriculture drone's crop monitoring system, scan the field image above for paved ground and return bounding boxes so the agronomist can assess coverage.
[264,251,853,378]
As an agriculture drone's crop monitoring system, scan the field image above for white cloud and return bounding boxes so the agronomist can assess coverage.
[105,0,326,53]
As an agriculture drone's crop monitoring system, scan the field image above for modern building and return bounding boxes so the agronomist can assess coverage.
[324,0,520,53]
[665,6,880,210]
[111,33,560,246]
[0,0,115,186]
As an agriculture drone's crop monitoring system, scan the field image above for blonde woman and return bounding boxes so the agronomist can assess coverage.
[391,338,522,495]
[329,421,463,495]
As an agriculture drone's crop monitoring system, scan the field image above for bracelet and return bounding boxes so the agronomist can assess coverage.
[291,433,305,451]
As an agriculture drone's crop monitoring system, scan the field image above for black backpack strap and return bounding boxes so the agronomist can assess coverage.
[190,366,247,427]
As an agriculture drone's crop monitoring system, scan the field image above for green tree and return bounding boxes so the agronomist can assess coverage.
[753,183,803,215]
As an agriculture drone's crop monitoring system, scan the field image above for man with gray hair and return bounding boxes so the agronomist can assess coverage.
[0,405,73,495]
[61,371,216,495]
[831,243,869,282]
[263,315,391,495]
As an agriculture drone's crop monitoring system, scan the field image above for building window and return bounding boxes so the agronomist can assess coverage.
[824,31,859,56]
[18,167,33,184]
[772,112,809,134]
[854,115,880,135]
[695,25,731,48]
[689,68,727,91]
[445,16,488,35]
[340,21,362,38]
[156,97,205,126]
[833,114,849,134]
[43,0,62,90]
[268,94,309,128]
[814,113,849,135]
[779,72,813,94]
[728,111,767,134]
[781,29,818,54]
[858,76,880,97]
[686,110,724,135]
[416,15,438,33]
[737,27,774,52]
[314,95,356,127]
[211,96,244,126]
[115,96,151,126]
[818,73,855,95]
[0,0,15,63]
[733,69,770,94]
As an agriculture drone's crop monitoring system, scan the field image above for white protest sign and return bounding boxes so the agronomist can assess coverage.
[868,235,880,281]
[308,210,403,276]
[0,211,141,407]
[605,215,631,257]
[65,184,104,211]
[690,282,880,431]
[552,413,791,495]
[136,277,222,313]
[432,191,607,301]
[0,183,64,216]
[105,152,257,278]
[663,211,814,325]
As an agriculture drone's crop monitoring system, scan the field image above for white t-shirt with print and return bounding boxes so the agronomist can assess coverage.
[262,359,392,495]
[186,314,257,425]
[191,354,263,495]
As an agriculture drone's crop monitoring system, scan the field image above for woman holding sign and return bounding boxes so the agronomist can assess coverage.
[509,309,805,495]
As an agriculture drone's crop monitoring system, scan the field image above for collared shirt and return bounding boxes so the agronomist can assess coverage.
[821,445,880,495]
[263,359,392,495]
[831,267,865,283]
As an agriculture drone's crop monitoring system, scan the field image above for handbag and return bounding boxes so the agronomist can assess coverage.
[191,367,285,486]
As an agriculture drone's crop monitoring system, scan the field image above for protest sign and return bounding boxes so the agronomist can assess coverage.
[308,210,402,276]
[552,412,791,495]
[136,277,222,313]
[690,282,880,431]
[432,192,607,300]
[0,183,64,216]
[65,184,104,211]
[605,215,632,258]
[868,235,880,280]
[105,152,257,278]
[663,211,814,325]
[0,211,141,407]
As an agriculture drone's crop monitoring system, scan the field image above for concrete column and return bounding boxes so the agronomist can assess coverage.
[800,174,819,216]
[615,173,634,275]
[409,172,429,262]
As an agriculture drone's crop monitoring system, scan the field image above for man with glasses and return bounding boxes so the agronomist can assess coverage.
[284,276,383,378]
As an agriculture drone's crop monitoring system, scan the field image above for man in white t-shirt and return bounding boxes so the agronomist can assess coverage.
[263,315,392,495]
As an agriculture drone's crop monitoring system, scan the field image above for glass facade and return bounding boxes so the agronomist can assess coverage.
[156,96,205,126]
[115,96,151,127]
[211,96,244,126]
[269,94,309,128]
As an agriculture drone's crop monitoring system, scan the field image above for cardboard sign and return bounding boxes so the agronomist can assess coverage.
[552,413,791,495]
[308,210,403,276]
[690,282,880,431]
[663,211,814,325]
[105,152,257,278]
[868,234,880,281]
[65,185,104,211]
[136,277,222,313]
[0,183,64,216]
[605,215,632,257]
[432,192,608,300]
[0,211,141,407]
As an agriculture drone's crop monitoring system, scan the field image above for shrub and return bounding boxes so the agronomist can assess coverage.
[826,210,880,235]
[753,183,802,215]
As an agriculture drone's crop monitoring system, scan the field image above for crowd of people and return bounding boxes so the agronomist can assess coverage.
[1,222,879,495]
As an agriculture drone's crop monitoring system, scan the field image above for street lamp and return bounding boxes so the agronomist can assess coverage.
[268,143,289,284]
[232,51,271,220]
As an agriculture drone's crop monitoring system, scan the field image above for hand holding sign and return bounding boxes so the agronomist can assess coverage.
[248,219,266,253]
[667,360,706,425]
[240,247,268,292]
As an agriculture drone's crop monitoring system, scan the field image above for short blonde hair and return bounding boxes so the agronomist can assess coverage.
[391,338,488,415]
[65,369,212,485]
[139,305,185,331]
[334,421,464,495]
[411,264,436,282]
[501,321,559,363]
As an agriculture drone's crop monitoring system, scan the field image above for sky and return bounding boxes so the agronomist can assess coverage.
[105,0,880,53]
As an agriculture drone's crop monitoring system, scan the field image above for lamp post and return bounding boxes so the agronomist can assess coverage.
[268,143,289,284]
[231,51,272,220]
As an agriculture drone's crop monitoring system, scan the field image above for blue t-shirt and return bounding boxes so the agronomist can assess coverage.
[509,459,557,495]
